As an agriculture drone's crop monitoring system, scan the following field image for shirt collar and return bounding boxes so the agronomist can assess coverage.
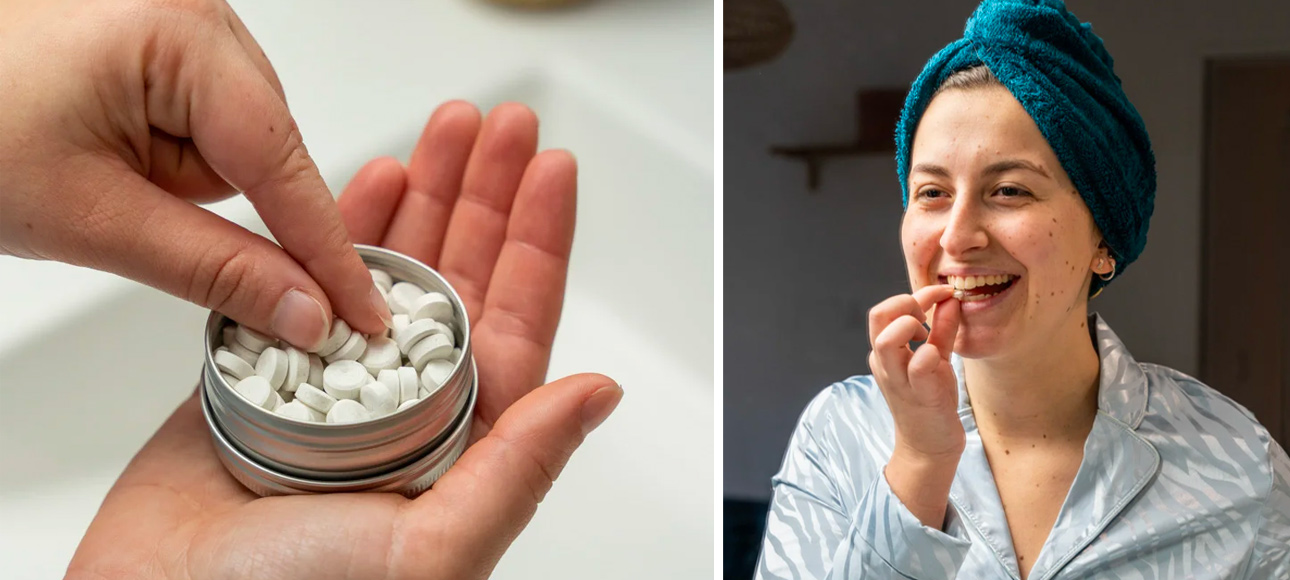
[950,311,1149,428]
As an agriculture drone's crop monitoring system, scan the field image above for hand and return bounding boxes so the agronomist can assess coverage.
[867,284,965,461]
[64,101,624,580]
[0,0,389,350]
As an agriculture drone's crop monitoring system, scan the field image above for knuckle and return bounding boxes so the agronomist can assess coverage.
[189,242,259,314]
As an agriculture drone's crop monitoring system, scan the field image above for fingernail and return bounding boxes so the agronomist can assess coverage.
[580,384,624,434]
[272,289,328,350]
[370,285,394,329]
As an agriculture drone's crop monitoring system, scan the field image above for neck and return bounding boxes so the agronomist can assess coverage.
[963,311,1101,446]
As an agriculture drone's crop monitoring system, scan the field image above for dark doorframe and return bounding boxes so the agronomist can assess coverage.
[1201,56,1290,448]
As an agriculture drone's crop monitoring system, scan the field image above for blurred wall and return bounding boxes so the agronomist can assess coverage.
[724,0,1290,500]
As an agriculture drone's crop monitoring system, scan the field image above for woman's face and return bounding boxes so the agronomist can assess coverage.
[902,86,1103,359]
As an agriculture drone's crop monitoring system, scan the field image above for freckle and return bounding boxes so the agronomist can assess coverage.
[269,125,276,133]
[1043,433,1047,438]
[25,222,33,230]
[1031,443,1035,448]
[1049,231,1053,237]
[1005,449,1010,455]
[913,241,917,246]
[1050,292,1054,296]
[1020,555,1026,561]
[1052,218,1057,223]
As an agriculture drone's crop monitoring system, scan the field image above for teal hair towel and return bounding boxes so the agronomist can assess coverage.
[895,0,1156,297]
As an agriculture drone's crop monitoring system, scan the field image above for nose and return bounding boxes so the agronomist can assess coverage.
[938,195,989,257]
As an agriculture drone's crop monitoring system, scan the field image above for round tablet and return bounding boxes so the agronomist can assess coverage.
[395,319,440,354]
[397,366,419,404]
[397,398,419,412]
[234,376,273,409]
[359,336,401,376]
[392,314,411,334]
[296,383,337,413]
[267,390,285,412]
[408,334,453,371]
[360,381,397,416]
[235,325,276,353]
[283,347,309,392]
[376,369,400,393]
[221,325,237,349]
[324,332,367,364]
[420,359,456,393]
[389,282,426,315]
[327,399,371,424]
[255,347,288,390]
[214,349,255,380]
[307,353,324,387]
[227,340,260,366]
[370,269,394,293]
[315,319,352,357]
[276,401,323,422]
[409,292,453,324]
[323,360,367,400]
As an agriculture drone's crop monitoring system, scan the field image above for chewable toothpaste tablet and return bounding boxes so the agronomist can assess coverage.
[215,349,256,381]
[235,325,276,353]
[255,347,288,390]
[326,399,371,424]
[315,319,353,357]
[295,383,338,413]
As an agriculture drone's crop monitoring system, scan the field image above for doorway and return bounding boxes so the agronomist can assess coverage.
[1201,57,1290,448]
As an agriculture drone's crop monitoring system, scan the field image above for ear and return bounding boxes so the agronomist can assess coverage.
[1091,241,1113,274]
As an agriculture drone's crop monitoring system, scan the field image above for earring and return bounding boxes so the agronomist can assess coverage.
[1098,258,1116,282]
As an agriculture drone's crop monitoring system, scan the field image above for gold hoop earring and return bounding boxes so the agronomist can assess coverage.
[1097,259,1116,282]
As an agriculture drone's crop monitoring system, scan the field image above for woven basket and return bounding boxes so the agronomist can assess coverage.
[725,0,794,71]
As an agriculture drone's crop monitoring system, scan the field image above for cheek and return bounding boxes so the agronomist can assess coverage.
[901,222,938,265]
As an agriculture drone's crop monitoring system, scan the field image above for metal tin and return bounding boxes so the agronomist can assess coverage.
[199,245,476,496]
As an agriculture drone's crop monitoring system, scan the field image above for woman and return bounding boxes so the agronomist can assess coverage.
[756,1,1290,579]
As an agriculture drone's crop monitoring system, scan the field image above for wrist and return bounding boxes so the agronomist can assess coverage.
[884,447,961,529]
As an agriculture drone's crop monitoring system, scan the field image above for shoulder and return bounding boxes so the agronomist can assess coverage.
[1137,362,1281,495]
[788,375,898,462]
[797,374,895,436]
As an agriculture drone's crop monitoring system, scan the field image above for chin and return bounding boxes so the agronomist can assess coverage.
[949,330,1009,361]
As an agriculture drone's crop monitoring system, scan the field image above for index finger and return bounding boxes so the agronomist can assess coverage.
[185,46,389,335]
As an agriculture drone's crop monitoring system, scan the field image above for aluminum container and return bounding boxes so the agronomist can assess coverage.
[200,245,476,496]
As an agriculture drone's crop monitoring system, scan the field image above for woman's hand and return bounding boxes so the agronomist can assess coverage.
[867,284,963,527]
[0,0,389,350]
[64,101,624,580]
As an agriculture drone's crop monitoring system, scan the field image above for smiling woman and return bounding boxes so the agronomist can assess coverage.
[754,1,1290,579]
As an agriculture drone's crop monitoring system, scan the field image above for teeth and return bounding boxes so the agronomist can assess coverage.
[945,274,1015,291]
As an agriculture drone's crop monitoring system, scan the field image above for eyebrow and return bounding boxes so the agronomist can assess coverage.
[910,159,1052,180]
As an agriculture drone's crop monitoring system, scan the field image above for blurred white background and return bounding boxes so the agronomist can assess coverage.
[0,1,713,578]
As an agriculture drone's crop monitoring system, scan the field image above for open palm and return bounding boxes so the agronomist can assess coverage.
[65,102,621,580]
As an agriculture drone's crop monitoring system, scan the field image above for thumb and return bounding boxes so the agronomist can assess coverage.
[415,373,622,575]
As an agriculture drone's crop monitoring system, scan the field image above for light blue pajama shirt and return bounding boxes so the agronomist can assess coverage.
[756,312,1290,580]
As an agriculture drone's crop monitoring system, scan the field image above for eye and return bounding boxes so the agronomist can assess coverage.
[916,188,948,200]
[996,186,1032,198]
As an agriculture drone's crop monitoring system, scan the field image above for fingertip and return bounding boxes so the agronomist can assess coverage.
[491,101,538,126]
[434,100,483,125]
